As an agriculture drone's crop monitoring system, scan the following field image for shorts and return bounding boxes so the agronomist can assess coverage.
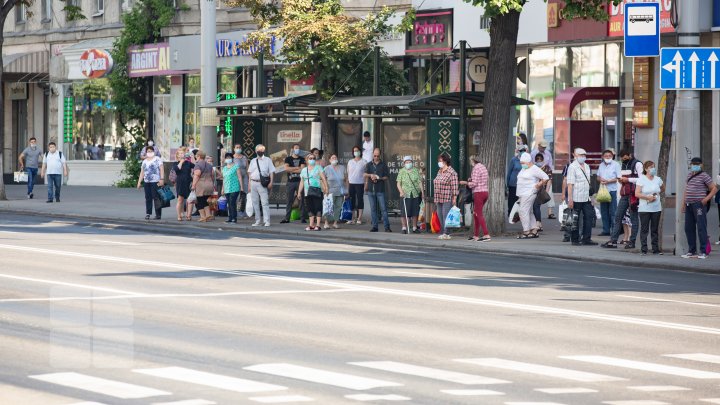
[305,195,323,216]
[196,196,209,210]
[399,196,421,218]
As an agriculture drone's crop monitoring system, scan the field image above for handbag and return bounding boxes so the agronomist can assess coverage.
[537,187,551,205]
[256,158,271,188]
[187,191,197,203]
[158,185,176,202]
[460,187,474,205]
[154,196,170,210]
[304,167,323,198]
[430,211,441,233]
[14,171,28,183]
[508,201,520,224]
[322,194,334,217]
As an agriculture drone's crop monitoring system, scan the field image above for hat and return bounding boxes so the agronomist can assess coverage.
[538,140,548,148]
[403,155,413,162]
[520,152,532,163]
[574,148,587,155]
[691,157,702,164]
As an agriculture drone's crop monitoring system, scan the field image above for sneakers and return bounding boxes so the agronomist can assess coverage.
[280,219,290,224]
[698,253,708,260]
[385,228,392,233]
[28,193,33,199]
[438,234,451,240]
[252,222,262,227]
[624,242,636,249]
[601,241,617,248]
[370,228,379,232]
[681,252,698,259]
[46,200,53,203]
[264,222,271,227]
[582,240,599,246]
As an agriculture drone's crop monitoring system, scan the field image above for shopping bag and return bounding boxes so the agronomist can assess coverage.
[445,206,461,228]
[340,199,353,222]
[596,184,612,203]
[557,201,568,224]
[322,194,334,217]
[508,201,520,224]
[245,195,254,217]
[207,193,219,213]
[290,207,301,221]
[158,185,176,202]
[464,203,473,228]
[154,197,170,211]
[430,211,441,234]
[187,191,197,204]
[13,171,28,183]
[218,196,228,211]
[418,200,426,223]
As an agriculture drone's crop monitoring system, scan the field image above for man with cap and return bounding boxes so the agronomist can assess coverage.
[601,149,643,249]
[362,131,373,163]
[396,155,424,234]
[681,157,718,259]
[566,148,598,246]
[531,139,553,169]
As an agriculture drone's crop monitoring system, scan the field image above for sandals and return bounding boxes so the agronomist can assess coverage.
[517,233,533,239]
[548,214,557,220]
[305,226,313,231]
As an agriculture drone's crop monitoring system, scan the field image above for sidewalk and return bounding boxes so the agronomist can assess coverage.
[1,184,718,273]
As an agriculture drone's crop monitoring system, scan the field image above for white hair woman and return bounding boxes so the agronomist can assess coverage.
[515,152,549,239]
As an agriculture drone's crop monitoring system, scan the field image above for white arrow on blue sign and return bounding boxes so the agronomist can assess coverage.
[660,48,720,90]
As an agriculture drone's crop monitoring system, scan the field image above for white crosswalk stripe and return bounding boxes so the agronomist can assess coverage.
[244,363,401,390]
[505,402,568,405]
[152,400,216,405]
[664,353,720,365]
[534,388,598,394]
[602,401,670,405]
[29,372,172,399]
[345,394,411,401]
[561,356,720,379]
[134,367,287,393]
[248,395,314,403]
[627,386,691,392]
[455,358,624,382]
[349,361,510,385]
[700,399,720,404]
[441,389,505,396]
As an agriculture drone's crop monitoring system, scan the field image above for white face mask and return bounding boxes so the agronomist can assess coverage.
[148,141,154,147]
[405,162,413,170]
[354,151,361,158]
[577,156,586,164]
[437,162,444,168]
[330,160,338,166]
[604,158,612,164]
[146,152,155,158]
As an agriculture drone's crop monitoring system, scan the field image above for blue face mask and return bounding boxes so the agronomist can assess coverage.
[535,162,543,167]
[649,167,657,176]
[691,165,701,172]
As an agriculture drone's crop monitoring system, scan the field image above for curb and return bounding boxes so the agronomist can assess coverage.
[1,208,717,275]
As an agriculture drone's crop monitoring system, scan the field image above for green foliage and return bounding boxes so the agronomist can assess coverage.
[115,127,145,188]
[466,0,622,20]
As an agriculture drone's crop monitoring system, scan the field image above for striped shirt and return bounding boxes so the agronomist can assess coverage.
[566,161,592,203]
[468,163,489,193]
[685,172,713,203]
[433,166,459,204]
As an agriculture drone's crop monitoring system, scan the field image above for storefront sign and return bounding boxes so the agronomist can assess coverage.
[467,56,488,84]
[216,36,279,59]
[633,57,653,127]
[602,104,618,118]
[79,49,113,78]
[128,43,182,77]
[171,31,284,70]
[277,130,303,143]
[406,9,453,54]
[8,83,27,100]
[608,0,675,37]
[547,3,559,28]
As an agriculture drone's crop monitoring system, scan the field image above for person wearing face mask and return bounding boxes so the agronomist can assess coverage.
[602,150,643,249]
[141,139,161,160]
[323,154,349,229]
[281,143,307,224]
[347,145,367,224]
[248,144,275,227]
[596,149,621,236]
[531,139,553,169]
[232,144,250,219]
[40,142,68,203]
[365,148,392,233]
[515,152,549,239]
[137,147,165,220]
[19,137,43,199]
[460,157,490,241]
[433,153,459,240]
[397,156,424,234]
[681,157,718,259]
[531,154,553,232]
[566,148,597,246]
[311,148,326,167]
[506,144,525,215]
[221,152,243,223]
[635,160,665,255]
[298,153,329,231]
[362,131,374,163]
[172,147,195,221]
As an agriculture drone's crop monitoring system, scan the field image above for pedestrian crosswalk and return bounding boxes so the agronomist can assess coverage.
[23,353,720,404]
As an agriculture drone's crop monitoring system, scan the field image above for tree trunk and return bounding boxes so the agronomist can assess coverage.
[656,90,676,251]
[476,10,521,235]
[319,107,335,154]
[0,34,6,201]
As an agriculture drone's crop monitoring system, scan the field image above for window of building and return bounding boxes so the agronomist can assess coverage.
[184,75,202,146]
[65,0,82,21]
[15,3,27,23]
[96,0,104,14]
[41,0,52,22]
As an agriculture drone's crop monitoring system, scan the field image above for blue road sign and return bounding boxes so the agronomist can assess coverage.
[660,48,720,90]
[624,2,660,58]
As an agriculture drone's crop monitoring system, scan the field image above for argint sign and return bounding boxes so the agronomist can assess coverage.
[79,49,114,79]
[608,0,674,36]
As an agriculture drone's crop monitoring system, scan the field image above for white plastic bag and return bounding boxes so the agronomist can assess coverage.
[557,201,568,224]
[322,193,334,217]
[246,194,254,217]
[445,206,461,228]
[508,201,520,224]
[464,203,473,228]
[187,191,197,203]
[595,206,602,220]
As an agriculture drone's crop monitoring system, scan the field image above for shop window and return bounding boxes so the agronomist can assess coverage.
[184,75,201,147]
[68,79,122,161]
[154,76,178,160]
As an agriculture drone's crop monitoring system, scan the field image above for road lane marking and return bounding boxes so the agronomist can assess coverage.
[506,402,568,405]
[627,386,691,392]
[344,394,410,401]
[350,361,509,385]
[152,401,216,405]
[700,399,720,404]
[585,276,671,286]
[0,274,141,296]
[561,356,720,379]
[29,372,171,399]
[602,401,669,405]
[96,240,140,246]
[393,271,470,280]
[617,295,720,308]
[664,353,720,364]
[455,358,624,382]
[244,363,401,390]
[441,389,505,396]
[248,396,314,403]
[134,367,286,393]
[225,253,287,261]
[4,243,720,336]
[534,388,598,394]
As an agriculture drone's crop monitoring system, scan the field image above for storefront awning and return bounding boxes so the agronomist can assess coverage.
[3,51,50,81]
[201,93,317,109]
[310,92,534,109]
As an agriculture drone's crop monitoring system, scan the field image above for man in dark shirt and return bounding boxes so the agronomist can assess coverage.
[364,148,391,232]
[281,143,307,223]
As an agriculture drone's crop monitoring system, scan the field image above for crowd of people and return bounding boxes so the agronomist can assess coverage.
[134,132,720,259]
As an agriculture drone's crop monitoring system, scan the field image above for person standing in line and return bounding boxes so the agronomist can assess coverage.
[361,131,373,163]
[281,144,306,224]
[323,154,348,229]
[298,153,329,231]
[41,142,68,203]
[18,137,43,199]
[248,144,275,227]
[635,160,664,255]
[567,148,598,246]
[531,153,553,232]
[190,150,215,222]
[221,152,243,223]
[140,139,161,160]
[681,157,718,259]
[461,157,491,242]
[506,145,524,215]
[396,156,424,234]
[716,169,720,245]
[596,149,621,236]
[347,145,367,224]
[433,153,459,240]
[232,144,250,220]
[602,150,643,249]
[172,147,194,221]
[311,148,327,168]
[531,139,556,220]
[137,146,165,220]
[365,148,391,233]
[515,153,549,239]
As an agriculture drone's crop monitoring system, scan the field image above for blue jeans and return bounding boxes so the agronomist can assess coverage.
[26,167,38,195]
[600,190,617,234]
[685,202,708,255]
[610,195,638,243]
[368,191,390,229]
[47,174,62,201]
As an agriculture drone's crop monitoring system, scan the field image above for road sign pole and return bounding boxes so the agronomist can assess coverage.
[674,0,701,256]
[200,0,218,157]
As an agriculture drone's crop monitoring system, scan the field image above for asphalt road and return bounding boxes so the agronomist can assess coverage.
[1,213,719,405]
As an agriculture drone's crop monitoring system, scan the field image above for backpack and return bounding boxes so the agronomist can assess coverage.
[44,151,63,160]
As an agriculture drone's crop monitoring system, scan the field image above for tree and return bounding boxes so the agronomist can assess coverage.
[224,0,410,151]
[656,90,676,251]
[463,0,620,234]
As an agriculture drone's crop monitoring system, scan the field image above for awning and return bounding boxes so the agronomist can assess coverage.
[201,93,317,109]
[310,92,534,109]
[310,95,419,109]
[3,51,50,82]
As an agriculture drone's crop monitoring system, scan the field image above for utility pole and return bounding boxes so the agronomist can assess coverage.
[200,0,217,156]
[373,46,381,148]
[257,51,265,97]
[674,0,701,255]
[459,40,467,181]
